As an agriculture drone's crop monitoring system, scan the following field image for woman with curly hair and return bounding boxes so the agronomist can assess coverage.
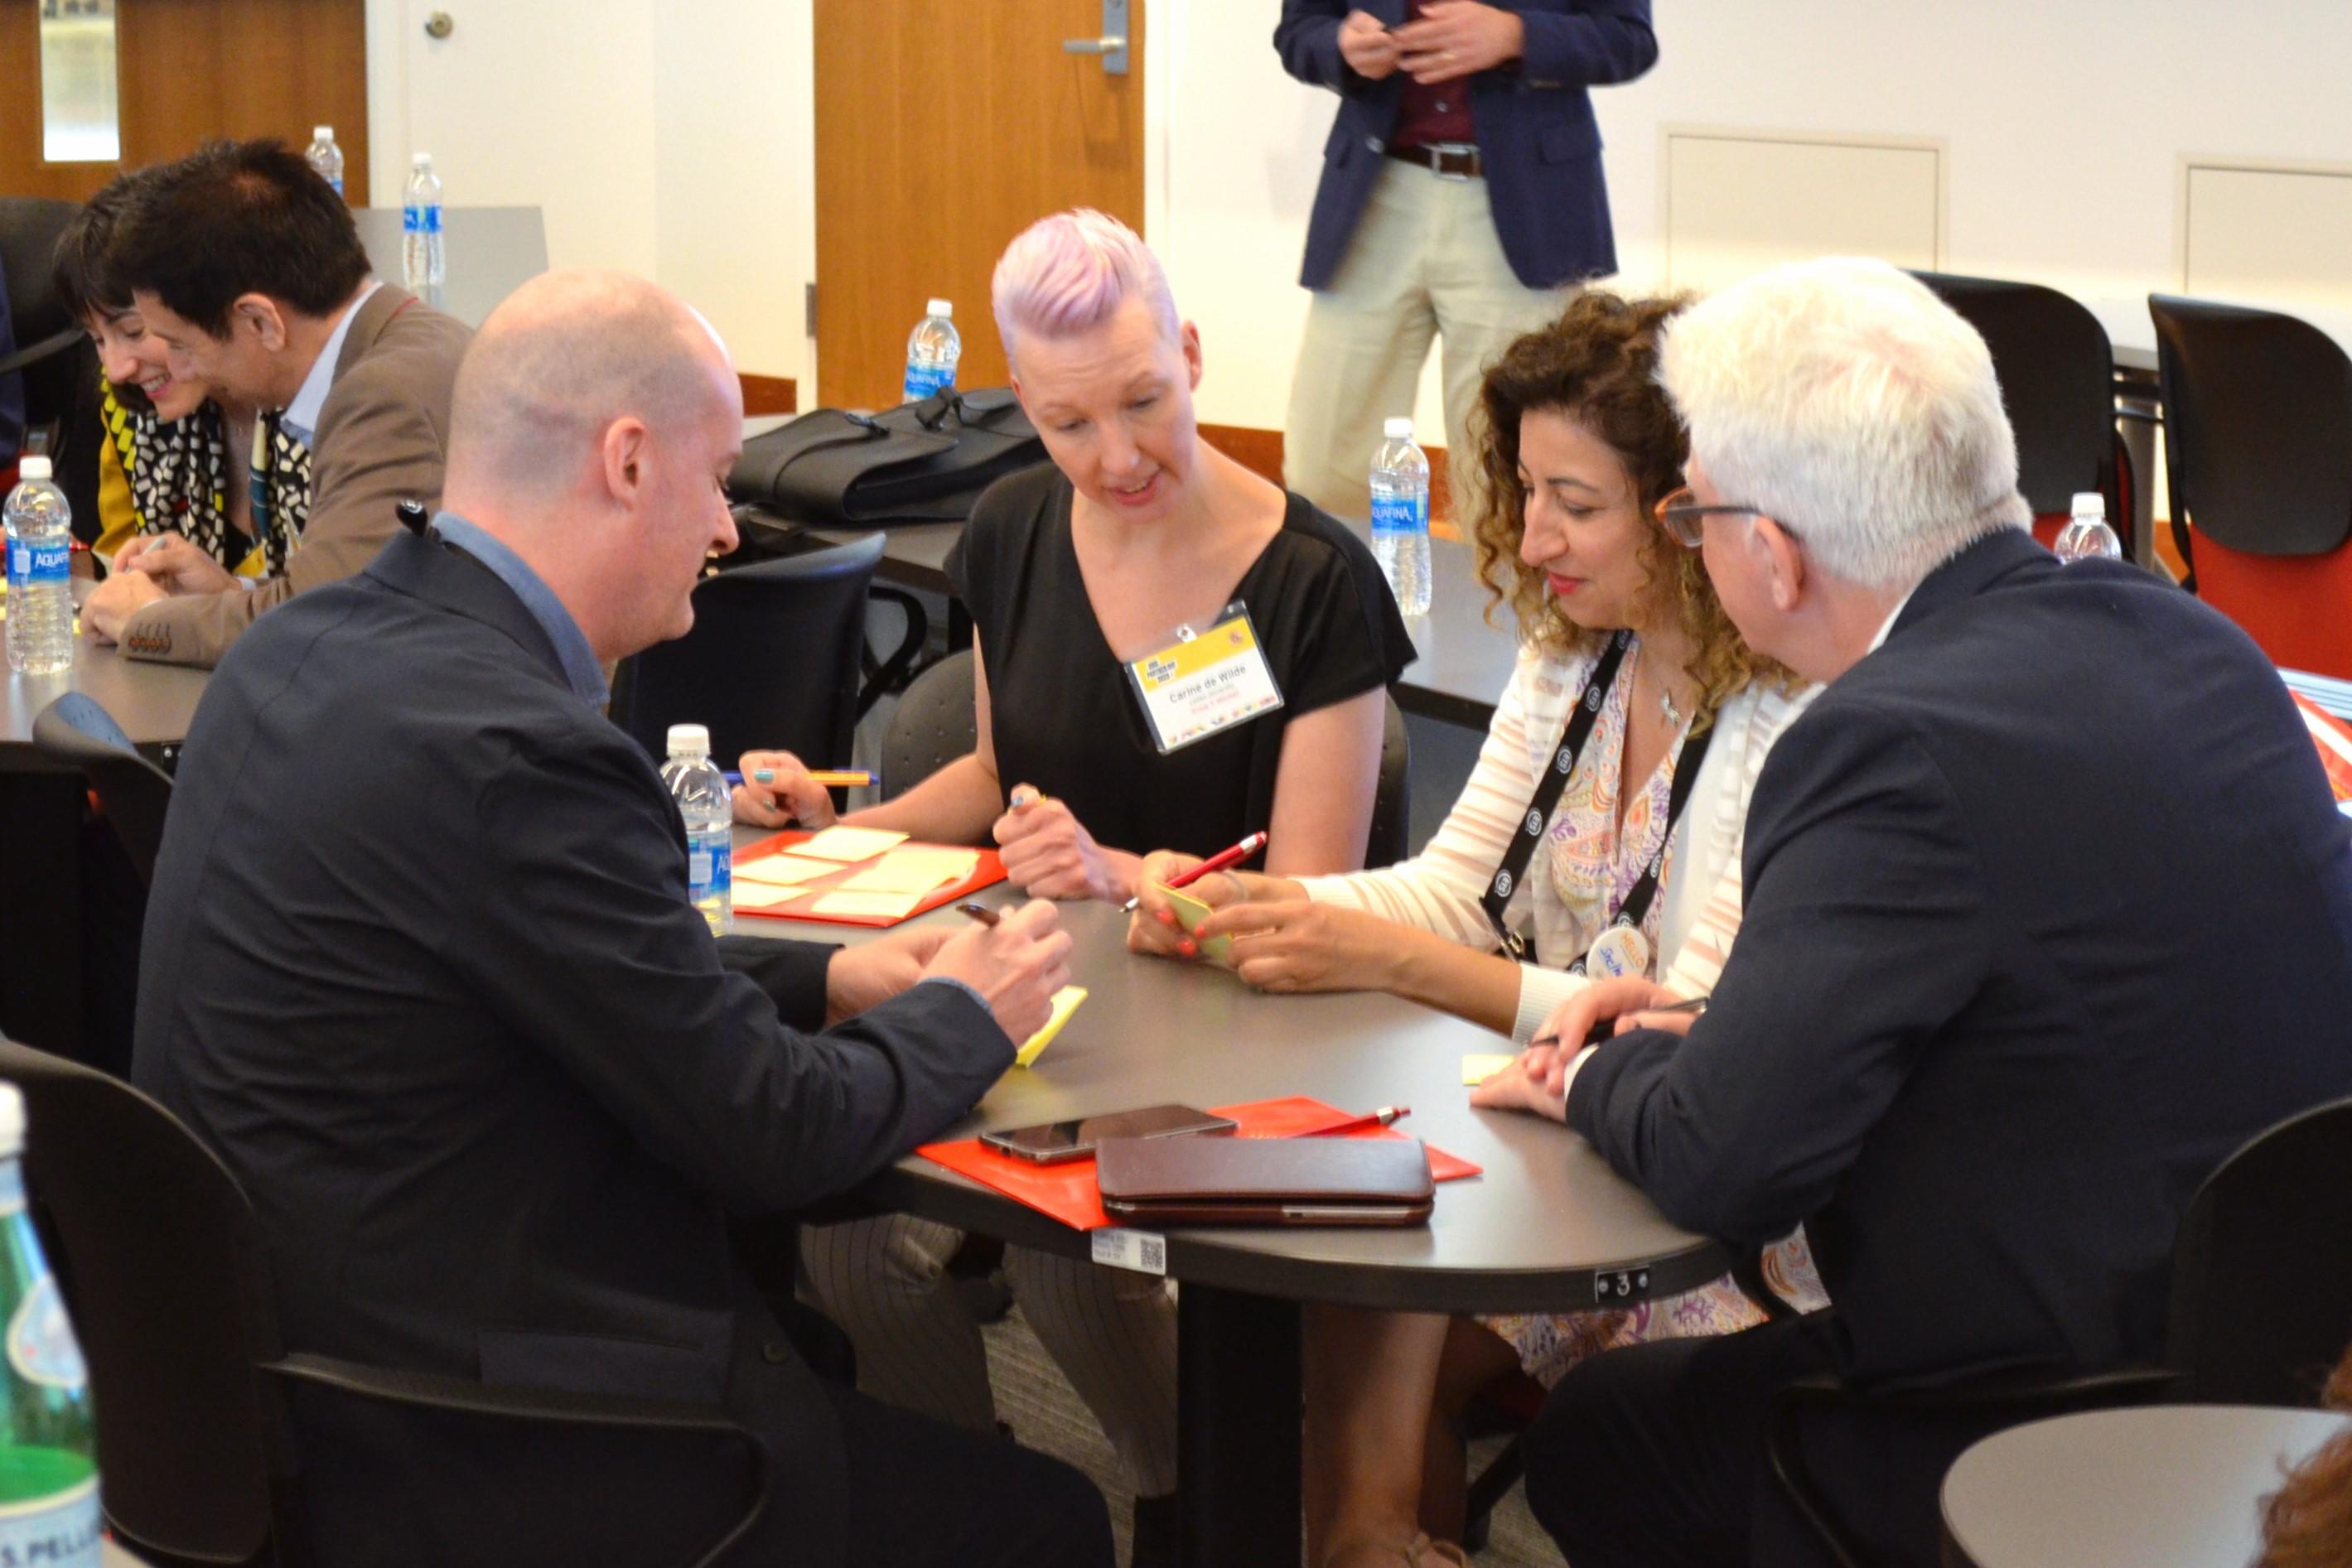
[1132,290,1826,1566]
[2261,1344,2352,1568]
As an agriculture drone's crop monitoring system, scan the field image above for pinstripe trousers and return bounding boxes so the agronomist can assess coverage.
[801,1214,1182,1498]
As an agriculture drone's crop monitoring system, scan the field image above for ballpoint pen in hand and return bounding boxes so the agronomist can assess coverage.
[1119,829,1270,914]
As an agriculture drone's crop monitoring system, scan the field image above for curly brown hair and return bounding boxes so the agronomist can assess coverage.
[2258,1345,2352,1567]
[1469,291,1787,720]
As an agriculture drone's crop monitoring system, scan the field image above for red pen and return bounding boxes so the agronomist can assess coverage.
[1306,1106,1410,1137]
[1119,829,1269,914]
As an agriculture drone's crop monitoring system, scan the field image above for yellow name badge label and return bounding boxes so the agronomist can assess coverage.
[1125,605,1285,755]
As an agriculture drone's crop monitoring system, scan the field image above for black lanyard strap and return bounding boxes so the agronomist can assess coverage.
[1482,631,1631,960]
[1565,713,1717,976]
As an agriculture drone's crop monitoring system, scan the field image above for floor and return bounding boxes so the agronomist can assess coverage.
[982,1303,1567,1568]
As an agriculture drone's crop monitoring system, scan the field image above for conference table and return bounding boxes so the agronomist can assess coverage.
[736,875,1733,1567]
[1939,1404,2350,1568]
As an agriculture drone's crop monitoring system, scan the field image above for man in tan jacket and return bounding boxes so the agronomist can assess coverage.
[82,140,473,668]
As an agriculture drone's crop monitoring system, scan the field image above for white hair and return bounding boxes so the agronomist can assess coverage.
[1657,256,2030,592]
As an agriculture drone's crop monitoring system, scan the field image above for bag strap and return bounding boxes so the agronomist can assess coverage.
[1482,632,1631,959]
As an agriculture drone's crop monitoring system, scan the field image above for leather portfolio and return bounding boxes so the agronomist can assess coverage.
[1094,1135,1436,1227]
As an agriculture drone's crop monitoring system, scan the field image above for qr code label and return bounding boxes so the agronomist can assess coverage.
[1090,1228,1169,1276]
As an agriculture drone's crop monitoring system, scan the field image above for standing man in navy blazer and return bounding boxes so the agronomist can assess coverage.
[1274,0,1655,519]
[1484,258,2352,1566]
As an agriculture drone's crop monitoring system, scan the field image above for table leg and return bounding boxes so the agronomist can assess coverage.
[1178,1283,1302,1568]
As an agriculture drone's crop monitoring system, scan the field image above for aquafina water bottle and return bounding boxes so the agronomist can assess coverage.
[403,153,444,290]
[2053,490,2122,563]
[902,300,961,403]
[304,126,344,197]
[5,458,75,676]
[662,724,732,935]
[1369,417,1432,615]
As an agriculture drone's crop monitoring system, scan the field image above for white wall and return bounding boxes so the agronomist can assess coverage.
[366,0,2352,424]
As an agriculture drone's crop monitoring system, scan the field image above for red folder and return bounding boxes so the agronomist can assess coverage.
[918,1096,1482,1232]
[732,830,1007,928]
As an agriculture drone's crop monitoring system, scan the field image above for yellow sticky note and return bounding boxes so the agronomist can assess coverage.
[737,853,838,887]
[809,889,926,919]
[836,849,981,895]
[1156,882,1233,965]
[1014,986,1088,1068]
[797,826,912,862]
[1463,1053,1517,1087]
[733,884,809,910]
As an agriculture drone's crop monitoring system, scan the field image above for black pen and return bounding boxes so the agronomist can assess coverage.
[1529,995,1710,1050]
[956,902,1000,928]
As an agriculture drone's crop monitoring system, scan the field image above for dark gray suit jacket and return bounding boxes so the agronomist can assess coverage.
[133,528,1014,1564]
[1571,528,2352,1387]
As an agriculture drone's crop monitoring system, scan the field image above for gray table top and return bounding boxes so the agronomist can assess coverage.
[1941,1403,2350,1568]
[0,638,208,761]
[350,206,548,329]
[732,872,1727,1314]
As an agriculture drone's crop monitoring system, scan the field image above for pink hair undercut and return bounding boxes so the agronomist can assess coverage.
[991,209,1180,364]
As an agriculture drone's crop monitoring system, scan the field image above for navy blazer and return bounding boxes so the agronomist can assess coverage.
[133,528,1017,1565]
[1276,0,1657,291]
[1569,528,2352,1387]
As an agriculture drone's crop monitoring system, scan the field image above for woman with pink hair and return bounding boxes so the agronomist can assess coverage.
[740,210,1414,1562]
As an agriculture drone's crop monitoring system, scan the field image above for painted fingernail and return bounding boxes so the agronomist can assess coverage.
[1179,939,1197,958]
[752,769,775,784]
[1157,909,1176,926]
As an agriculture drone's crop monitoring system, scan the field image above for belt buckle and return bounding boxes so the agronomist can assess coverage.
[1428,141,1475,182]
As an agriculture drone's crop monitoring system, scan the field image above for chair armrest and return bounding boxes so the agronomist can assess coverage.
[263,1352,770,1568]
[859,585,930,717]
[0,326,82,380]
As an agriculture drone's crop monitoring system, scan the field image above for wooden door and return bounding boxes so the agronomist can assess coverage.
[0,0,370,205]
[814,0,1145,412]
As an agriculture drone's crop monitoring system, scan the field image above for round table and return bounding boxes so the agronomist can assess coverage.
[1941,1404,2350,1568]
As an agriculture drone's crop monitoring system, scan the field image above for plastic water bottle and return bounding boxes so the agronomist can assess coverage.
[403,153,445,291]
[304,125,344,196]
[2053,490,2122,563]
[0,1083,102,1568]
[662,724,732,935]
[902,300,961,403]
[5,457,75,676]
[1369,416,1432,615]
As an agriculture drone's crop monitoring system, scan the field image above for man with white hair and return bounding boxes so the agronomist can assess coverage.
[133,269,1113,1567]
[1514,258,2352,1566]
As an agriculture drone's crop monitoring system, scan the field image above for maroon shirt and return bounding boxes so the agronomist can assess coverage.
[1390,0,1476,148]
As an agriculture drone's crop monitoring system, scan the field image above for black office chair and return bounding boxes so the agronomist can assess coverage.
[2148,294,2352,674]
[0,197,104,529]
[30,692,174,888]
[612,533,902,774]
[881,650,1413,868]
[0,1034,770,1568]
[1910,270,2131,557]
[1764,1095,2352,1568]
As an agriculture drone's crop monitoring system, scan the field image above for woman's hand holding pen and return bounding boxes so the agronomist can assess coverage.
[1126,850,1298,959]
[992,785,1132,903]
[731,750,838,830]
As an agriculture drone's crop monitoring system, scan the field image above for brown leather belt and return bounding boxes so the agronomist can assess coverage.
[1386,142,1484,179]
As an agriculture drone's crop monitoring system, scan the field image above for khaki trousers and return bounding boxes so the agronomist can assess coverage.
[1284,157,1569,523]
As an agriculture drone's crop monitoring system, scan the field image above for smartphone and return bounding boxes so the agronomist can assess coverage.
[981,1103,1239,1165]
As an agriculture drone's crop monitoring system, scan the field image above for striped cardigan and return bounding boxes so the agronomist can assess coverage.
[1301,638,1814,1040]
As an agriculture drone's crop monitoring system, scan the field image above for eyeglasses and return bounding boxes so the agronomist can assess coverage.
[1654,486,1796,549]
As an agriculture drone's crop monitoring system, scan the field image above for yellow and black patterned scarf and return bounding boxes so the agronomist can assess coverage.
[102,379,313,576]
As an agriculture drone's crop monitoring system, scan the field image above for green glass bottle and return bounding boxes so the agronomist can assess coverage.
[0,1082,99,1566]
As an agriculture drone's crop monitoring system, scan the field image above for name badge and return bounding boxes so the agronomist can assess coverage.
[1125,602,1284,755]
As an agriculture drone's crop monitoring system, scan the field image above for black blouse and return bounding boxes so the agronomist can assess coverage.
[945,463,1414,865]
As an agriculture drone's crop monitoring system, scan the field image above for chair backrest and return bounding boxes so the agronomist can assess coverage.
[0,197,104,524]
[611,532,885,770]
[2166,1096,2352,1407]
[881,649,977,799]
[0,1035,285,1563]
[31,692,176,887]
[1911,271,2123,543]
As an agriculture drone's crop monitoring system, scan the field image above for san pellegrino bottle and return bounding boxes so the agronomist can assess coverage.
[0,1082,101,1568]
[661,724,732,935]
[901,300,961,403]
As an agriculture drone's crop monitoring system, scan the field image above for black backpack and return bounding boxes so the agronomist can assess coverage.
[727,387,1043,527]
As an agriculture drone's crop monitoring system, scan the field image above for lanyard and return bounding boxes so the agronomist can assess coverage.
[1479,630,1715,967]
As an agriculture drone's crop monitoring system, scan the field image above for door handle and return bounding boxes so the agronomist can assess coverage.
[1061,0,1129,75]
